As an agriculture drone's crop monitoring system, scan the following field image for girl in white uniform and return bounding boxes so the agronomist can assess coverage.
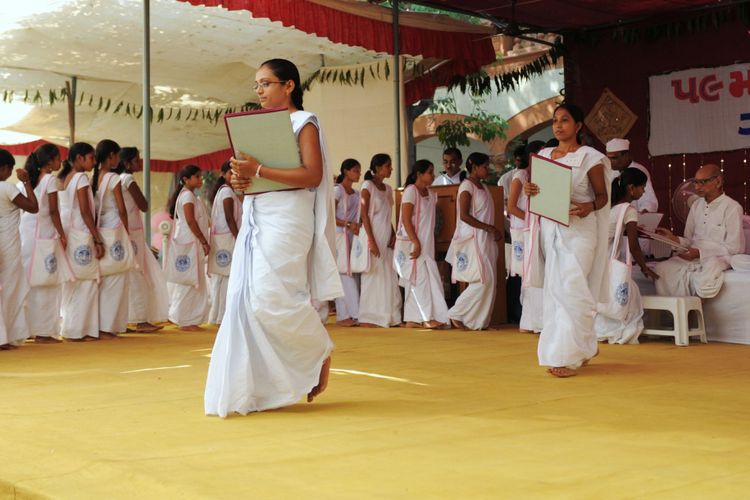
[333,158,362,326]
[93,140,130,338]
[167,165,210,330]
[447,153,501,330]
[397,160,448,329]
[524,103,612,377]
[358,154,402,328]
[207,161,241,325]
[58,142,103,341]
[595,168,658,344]
[205,59,342,415]
[0,149,38,349]
[19,143,66,342]
[116,147,168,332]
[507,142,544,333]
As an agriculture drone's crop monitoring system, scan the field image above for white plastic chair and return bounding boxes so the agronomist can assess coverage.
[640,295,707,346]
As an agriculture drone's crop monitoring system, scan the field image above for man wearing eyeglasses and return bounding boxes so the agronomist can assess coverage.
[653,164,745,298]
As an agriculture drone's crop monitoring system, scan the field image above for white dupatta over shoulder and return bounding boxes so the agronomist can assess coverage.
[204,110,342,417]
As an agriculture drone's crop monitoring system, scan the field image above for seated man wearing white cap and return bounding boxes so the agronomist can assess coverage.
[606,138,658,213]
[653,164,744,298]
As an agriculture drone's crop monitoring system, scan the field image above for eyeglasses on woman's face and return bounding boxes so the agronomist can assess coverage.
[253,80,287,92]
[692,175,719,186]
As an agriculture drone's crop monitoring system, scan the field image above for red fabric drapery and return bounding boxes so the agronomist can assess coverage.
[177,0,496,103]
[1,140,231,173]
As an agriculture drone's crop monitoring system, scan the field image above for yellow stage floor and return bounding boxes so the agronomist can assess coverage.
[1,324,749,499]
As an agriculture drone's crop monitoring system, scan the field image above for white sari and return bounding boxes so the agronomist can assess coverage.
[358,180,402,327]
[204,111,342,416]
[208,185,242,325]
[398,185,449,324]
[531,147,612,369]
[19,174,61,338]
[60,173,99,339]
[334,184,360,322]
[447,180,498,330]
[121,173,169,324]
[0,181,29,344]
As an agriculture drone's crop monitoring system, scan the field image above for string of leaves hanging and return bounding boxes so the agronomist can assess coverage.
[1,87,260,126]
[302,59,398,92]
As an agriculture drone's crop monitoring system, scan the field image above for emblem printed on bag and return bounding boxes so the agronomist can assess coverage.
[512,241,524,261]
[396,249,407,267]
[352,239,362,257]
[456,252,469,271]
[615,282,629,306]
[175,254,191,272]
[216,250,231,268]
[74,245,92,266]
[110,240,126,262]
[44,253,57,274]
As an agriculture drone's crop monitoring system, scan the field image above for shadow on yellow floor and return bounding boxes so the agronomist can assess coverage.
[1,324,749,499]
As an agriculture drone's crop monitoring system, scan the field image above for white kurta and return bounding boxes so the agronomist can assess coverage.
[358,180,402,327]
[121,173,169,324]
[334,184,360,322]
[96,172,129,334]
[167,188,209,327]
[208,185,242,325]
[19,174,62,338]
[398,185,449,325]
[595,203,643,344]
[534,146,612,369]
[446,180,498,330]
[509,169,544,332]
[0,181,29,344]
[655,193,745,298]
[432,170,463,186]
[204,111,342,416]
[60,173,99,339]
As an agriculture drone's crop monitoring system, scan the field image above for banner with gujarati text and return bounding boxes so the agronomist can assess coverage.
[649,63,750,156]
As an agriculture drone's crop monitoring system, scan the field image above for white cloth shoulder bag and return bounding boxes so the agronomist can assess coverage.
[64,173,99,281]
[27,177,72,287]
[393,188,420,284]
[165,190,201,287]
[449,183,485,284]
[597,204,633,321]
[208,187,236,277]
[97,173,134,276]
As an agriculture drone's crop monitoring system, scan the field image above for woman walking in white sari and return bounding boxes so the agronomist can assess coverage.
[116,147,168,332]
[93,140,130,338]
[595,168,658,344]
[205,59,342,416]
[207,161,241,325]
[0,149,38,349]
[19,143,67,343]
[447,153,501,330]
[59,143,104,341]
[166,165,210,330]
[333,158,362,327]
[396,160,449,329]
[524,103,611,377]
[358,154,402,328]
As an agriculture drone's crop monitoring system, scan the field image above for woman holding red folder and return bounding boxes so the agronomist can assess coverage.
[204,59,342,416]
[523,103,612,378]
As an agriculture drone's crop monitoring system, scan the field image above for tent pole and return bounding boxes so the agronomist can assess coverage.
[143,0,152,245]
[393,0,402,186]
[66,76,77,147]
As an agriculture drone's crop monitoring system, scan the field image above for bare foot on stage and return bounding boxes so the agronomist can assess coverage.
[336,319,358,327]
[99,331,120,340]
[34,336,62,344]
[404,321,423,328]
[307,357,332,402]
[450,318,466,330]
[423,321,444,329]
[581,347,600,367]
[135,322,163,333]
[181,325,205,332]
[547,367,577,378]
[357,322,381,328]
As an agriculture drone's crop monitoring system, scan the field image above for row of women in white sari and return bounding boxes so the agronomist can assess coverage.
[332,152,502,331]
[0,142,169,346]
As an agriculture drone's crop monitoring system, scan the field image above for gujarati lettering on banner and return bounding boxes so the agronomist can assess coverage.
[648,63,750,156]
